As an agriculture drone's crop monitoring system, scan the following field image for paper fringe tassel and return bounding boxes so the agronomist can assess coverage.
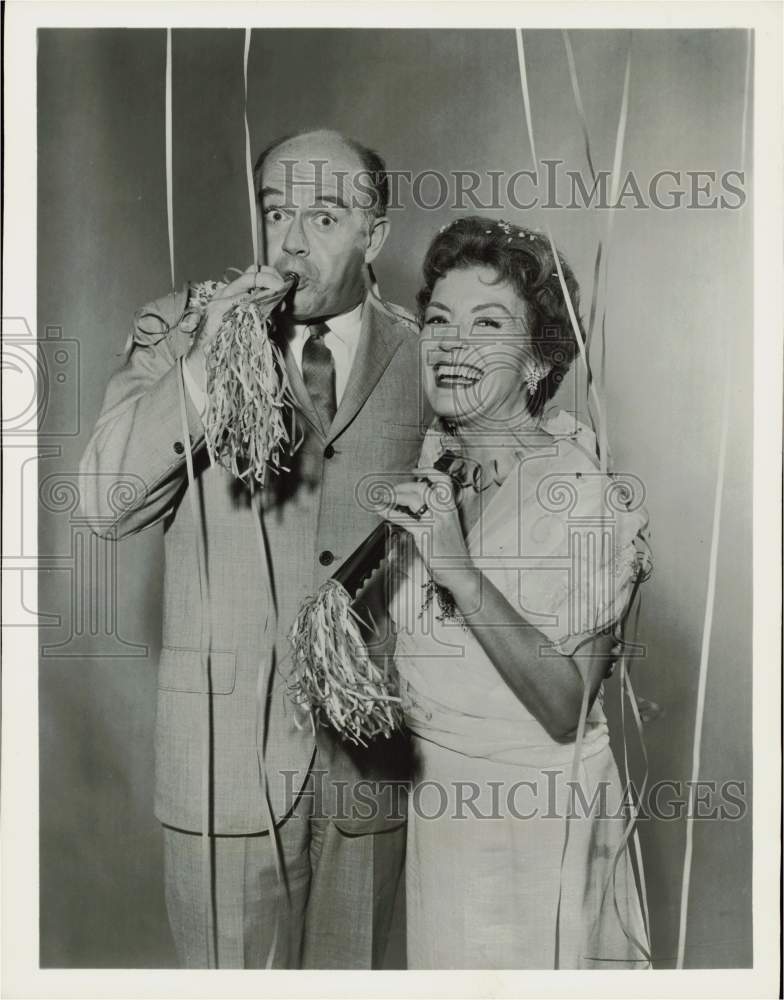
[288,579,404,746]
[200,282,297,487]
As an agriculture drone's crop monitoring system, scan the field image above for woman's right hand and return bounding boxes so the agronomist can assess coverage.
[185,265,287,390]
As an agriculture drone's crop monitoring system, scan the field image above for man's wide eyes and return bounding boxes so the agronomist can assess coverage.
[262,208,337,229]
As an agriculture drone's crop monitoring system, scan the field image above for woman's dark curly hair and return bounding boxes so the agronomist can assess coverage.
[416,216,586,416]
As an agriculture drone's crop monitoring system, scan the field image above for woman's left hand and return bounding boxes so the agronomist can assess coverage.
[383,467,473,589]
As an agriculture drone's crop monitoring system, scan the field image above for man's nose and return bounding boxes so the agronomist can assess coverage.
[281,215,309,257]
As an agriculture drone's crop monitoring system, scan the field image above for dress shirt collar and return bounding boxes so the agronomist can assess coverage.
[293,298,364,345]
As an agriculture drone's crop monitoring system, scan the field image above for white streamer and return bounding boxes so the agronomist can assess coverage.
[165,29,175,292]
[675,28,752,968]
[514,28,609,476]
[515,30,538,170]
[243,29,260,265]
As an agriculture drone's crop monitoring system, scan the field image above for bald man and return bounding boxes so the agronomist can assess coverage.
[80,130,427,968]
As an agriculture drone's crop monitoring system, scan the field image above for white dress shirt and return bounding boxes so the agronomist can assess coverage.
[183,299,364,419]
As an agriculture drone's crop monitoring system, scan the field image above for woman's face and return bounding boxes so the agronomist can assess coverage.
[421,265,536,430]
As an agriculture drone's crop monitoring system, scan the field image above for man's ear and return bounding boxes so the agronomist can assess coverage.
[365,216,390,264]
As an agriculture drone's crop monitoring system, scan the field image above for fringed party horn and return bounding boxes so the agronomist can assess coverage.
[201,272,299,488]
[288,454,458,746]
[288,521,406,746]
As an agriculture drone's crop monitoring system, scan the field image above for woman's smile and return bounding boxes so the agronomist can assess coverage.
[433,360,484,388]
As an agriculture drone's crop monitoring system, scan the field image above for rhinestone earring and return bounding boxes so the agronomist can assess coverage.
[525,364,549,395]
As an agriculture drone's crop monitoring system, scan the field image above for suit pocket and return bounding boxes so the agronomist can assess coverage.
[158,646,237,695]
[381,420,422,442]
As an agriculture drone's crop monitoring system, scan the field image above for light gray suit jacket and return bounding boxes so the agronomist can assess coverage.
[79,287,426,835]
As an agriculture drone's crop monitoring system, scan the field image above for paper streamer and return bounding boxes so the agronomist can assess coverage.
[595,43,631,473]
[562,30,631,480]
[561,31,597,187]
[514,29,609,477]
[515,30,609,964]
[167,31,215,967]
[675,355,731,968]
[243,28,286,968]
[243,29,260,265]
[552,680,590,968]
[621,656,653,947]
[515,29,655,966]
[562,30,603,368]
[675,30,751,969]
[547,232,608,477]
[560,34,652,959]
[177,361,216,967]
[252,494,290,969]
[515,30,538,168]
[165,29,175,292]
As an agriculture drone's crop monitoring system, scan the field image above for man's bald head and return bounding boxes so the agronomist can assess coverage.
[253,129,389,220]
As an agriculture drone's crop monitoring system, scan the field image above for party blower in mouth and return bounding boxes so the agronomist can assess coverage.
[201,269,300,487]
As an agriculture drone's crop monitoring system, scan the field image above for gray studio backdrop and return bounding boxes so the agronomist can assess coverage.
[37,28,752,968]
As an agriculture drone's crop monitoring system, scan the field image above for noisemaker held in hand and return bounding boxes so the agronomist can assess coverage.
[288,453,457,747]
[194,271,300,487]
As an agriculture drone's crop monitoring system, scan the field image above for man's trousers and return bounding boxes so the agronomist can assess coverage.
[162,812,405,969]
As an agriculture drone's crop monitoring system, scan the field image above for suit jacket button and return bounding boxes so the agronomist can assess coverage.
[319,550,334,567]
[173,441,185,455]
[324,445,335,459]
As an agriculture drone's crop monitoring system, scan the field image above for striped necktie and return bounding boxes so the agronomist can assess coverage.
[302,321,337,430]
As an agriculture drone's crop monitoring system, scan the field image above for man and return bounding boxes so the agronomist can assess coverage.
[79,129,426,968]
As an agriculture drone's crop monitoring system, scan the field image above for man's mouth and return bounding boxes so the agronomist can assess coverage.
[433,362,483,388]
[277,265,312,290]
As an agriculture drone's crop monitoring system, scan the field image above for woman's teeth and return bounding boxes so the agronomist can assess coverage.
[434,363,483,387]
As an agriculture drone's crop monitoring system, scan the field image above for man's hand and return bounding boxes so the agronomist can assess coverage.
[185,265,287,391]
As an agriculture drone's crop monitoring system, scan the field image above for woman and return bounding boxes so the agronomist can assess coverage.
[383,217,652,970]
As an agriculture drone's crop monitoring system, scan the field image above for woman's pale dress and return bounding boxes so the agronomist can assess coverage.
[390,409,652,969]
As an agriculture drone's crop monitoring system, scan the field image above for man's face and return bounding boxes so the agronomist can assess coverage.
[259,134,385,322]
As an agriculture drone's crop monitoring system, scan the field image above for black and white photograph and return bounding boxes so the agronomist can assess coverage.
[2,2,781,997]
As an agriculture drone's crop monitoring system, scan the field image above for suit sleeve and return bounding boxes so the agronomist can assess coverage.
[78,289,207,538]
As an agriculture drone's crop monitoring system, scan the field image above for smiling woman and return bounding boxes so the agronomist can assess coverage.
[379,216,653,969]
[416,216,583,423]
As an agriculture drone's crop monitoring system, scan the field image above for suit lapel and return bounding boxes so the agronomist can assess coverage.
[326,298,407,444]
